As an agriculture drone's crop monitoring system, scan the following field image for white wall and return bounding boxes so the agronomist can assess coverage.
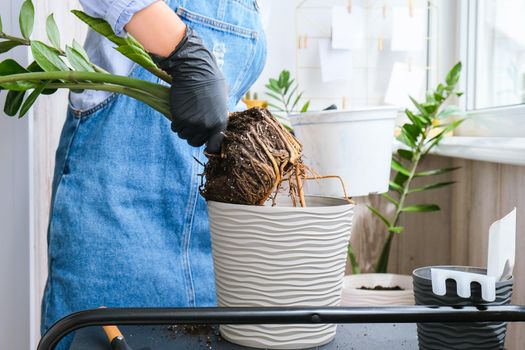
[0,1,31,349]
[252,0,430,111]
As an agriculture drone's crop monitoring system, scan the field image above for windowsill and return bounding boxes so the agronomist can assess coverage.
[424,137,525,166]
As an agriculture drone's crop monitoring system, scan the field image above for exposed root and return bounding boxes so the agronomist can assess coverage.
[201,107,305,206]
[200,107,350,207]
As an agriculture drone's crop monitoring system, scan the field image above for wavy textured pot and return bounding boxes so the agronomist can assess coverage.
[208,196,354,349]
[340,273,414,306]
[289,107,398,197]
[413,266,513,350]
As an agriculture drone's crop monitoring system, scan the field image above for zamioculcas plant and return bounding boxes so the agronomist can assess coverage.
[0,0,171,118]
[348,62,465,274]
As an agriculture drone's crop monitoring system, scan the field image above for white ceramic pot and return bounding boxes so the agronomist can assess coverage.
[340,273,414,306]
[208,196,354,349]
[289,107,398,197]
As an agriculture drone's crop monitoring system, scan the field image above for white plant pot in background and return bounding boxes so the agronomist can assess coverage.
[341,273,414,306]
[208,196,354,349]
[289,107,398,197]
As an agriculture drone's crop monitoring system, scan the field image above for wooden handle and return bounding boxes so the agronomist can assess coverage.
[102,325,123,343]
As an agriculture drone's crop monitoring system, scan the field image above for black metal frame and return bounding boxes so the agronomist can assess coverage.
[38,305,525,350]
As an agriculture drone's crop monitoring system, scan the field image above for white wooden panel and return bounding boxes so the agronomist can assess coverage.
[0,1,30,349]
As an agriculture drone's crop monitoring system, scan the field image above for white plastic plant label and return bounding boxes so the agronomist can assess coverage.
[487,208,517,281]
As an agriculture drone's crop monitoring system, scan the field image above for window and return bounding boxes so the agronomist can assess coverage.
[465,0,525,110]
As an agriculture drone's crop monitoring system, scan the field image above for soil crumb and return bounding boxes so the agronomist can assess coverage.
[201,107,304,205]
[358,285,404,291]
[167,324,222,349]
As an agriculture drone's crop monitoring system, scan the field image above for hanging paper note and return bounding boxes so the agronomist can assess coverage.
[331,5,365,50]
[384,62,425,106]
[391,7,426,51]
[318,39,353,82]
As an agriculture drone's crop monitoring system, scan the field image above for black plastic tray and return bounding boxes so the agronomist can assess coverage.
[38,305,525,350]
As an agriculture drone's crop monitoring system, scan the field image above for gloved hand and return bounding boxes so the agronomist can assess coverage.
[151,26,228,153]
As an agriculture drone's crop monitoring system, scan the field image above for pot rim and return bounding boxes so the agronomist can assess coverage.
[288,106,399,125]
[342,273,414,292]
[208,195,354,211]
[412,265,513,283]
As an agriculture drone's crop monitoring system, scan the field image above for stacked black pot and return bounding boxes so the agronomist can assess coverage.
[412,266,513,350]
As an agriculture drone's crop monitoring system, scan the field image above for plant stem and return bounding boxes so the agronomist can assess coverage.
[0,71,170,100]
[46,82,170,117]
[375,138,424,273]
[0,32,30,45]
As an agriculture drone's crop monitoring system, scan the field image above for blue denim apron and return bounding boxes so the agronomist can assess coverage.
[41,0,266,346]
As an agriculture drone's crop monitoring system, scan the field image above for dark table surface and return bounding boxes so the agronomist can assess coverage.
[70,323,418,350]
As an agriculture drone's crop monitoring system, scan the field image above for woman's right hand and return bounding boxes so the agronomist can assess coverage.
[153,26,228,153]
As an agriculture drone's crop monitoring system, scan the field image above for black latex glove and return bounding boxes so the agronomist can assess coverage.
[151,26,228,153]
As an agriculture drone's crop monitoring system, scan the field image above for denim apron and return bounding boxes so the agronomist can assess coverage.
[41,0,266,347]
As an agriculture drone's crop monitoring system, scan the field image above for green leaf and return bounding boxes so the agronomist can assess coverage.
[415,166,460,177]
[393,172,409,187]
[265,91,282,102]
[397,149,413,161]
[401,204,440,212]
[388,226,404,234]
[285,85,298,106]
[409,96,430,119]
[71,10,126,46]
[0,41,23,54]
[391,159,411,176]
[18,81,49,117]
[425,119,465,151]
[405,109,424,128]
[72,39,90,62]
[0,59,28,75]
[396,132,416,148]
[31,40,69,72]
[46,14,61,49]
[65,45,94,72]
[0,15,3,33]
[300,100,310,113]
[367,205,392,228]
[0,59,35,90]
[4,90,26,116]
[265,83,281,94]
[381,192,399,207]
[19,0,34,39]
[347,244,361,275]
[389,180,404,193]
[267,102,285,112]
[402,123,421,143]
[409,181,456,193]
[268,78,280,91]
[283,78,294,95]
[115,45,157,69]
[291,91,303,110]
[438,105,465,119]
[446,62,462,87]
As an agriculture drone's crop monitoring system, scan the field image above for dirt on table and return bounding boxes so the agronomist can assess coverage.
[201,107,305,206]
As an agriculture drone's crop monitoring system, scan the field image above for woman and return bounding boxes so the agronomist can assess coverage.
[42,0,266,347]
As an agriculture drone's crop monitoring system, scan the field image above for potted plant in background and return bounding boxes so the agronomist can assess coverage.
[342,62,465,306]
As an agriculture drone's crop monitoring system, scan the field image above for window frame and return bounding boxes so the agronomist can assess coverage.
[456,0,525,137]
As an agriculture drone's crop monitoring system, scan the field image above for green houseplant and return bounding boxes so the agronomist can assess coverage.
[265,70,310,129]
[342,63,465,305]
